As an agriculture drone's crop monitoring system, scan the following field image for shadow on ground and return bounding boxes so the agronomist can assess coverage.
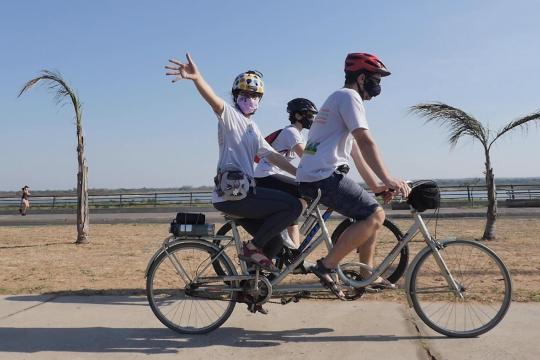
[6,291,148,306]
[0,326,446,354]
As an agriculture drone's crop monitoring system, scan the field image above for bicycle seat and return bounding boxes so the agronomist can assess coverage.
[301,194,315,202]
[302,189,322,210]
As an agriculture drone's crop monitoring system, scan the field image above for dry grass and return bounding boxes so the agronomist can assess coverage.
[1,218,539,302]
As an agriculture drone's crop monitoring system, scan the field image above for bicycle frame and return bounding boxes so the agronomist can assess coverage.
[223,192,464,298]
[147,191,464,300]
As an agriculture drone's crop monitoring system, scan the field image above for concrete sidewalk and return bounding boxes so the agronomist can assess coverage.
[0,295,538,359]
[1,206,540,226]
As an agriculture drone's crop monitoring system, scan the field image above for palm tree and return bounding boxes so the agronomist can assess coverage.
[18,70,89,244]
[410,102,540,240]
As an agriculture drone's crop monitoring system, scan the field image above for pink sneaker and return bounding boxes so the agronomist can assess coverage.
[239,243,279,273]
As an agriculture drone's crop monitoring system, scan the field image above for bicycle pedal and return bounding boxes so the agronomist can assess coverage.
[364,287,381,294]
[281,297,293,305]
[281,291,309,305]
[247,303,269,315]
[364,283,397,293]
[280,296,299,305]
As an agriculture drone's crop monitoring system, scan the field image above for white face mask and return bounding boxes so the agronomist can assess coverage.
[236,95,260,115]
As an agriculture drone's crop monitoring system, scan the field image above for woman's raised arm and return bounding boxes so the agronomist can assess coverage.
[165,53,224,115]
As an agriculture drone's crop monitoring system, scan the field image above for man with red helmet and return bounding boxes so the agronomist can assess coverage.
[297,52,410,298]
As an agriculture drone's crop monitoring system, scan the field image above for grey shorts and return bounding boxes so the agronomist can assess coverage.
[298,172,380,221]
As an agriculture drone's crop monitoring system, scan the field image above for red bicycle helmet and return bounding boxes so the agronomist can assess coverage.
[344,53,391,76]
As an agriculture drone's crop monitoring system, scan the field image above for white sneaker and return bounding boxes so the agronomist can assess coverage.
[281,229,298,249]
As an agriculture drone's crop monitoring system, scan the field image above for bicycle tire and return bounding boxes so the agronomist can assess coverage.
[146,240,237,334]
[408,239,512,338]
[331,218,408,284]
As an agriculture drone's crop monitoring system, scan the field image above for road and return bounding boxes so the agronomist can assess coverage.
[1,206,540,226]
[0,295,537,360]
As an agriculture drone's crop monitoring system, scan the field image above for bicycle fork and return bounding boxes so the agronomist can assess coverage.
[417,217,465,300]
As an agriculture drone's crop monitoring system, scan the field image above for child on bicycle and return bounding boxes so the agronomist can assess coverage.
[296,53,411,298]
[165,54,302,273]
[254,98,318,248]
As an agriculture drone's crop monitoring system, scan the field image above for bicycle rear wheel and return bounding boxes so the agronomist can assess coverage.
[331,218,408,284]
[408,239,512,337]
[146,240,237,334]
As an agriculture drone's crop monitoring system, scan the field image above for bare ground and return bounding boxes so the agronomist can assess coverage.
[0,218,539,301]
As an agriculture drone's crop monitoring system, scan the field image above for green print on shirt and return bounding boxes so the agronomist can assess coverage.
[304,141,319,155]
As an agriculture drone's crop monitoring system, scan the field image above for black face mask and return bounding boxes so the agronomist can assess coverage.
[298,113,314,129]
[300,117,313,129]
[364,77,381,97]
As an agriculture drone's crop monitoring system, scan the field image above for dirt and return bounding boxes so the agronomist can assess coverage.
[1,218,539,302]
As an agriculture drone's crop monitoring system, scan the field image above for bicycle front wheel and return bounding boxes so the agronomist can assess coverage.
[146,241,237,334]
[408,239,512,337]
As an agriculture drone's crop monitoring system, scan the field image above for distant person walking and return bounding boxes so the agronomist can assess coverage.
[19,185,30,216]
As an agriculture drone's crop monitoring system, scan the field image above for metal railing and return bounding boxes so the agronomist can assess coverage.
[0,191,213,209]
[0,184,539,210]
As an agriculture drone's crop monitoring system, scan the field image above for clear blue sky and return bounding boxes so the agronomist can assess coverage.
[1,0,539,191]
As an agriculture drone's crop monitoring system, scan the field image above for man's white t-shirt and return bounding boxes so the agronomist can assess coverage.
[254,125,304,178]
[213,103,277,203]
[296,88,369,182]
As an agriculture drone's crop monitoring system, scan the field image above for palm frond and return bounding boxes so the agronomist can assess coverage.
[18,70,82,122]
[409,102,488,148]
[490,110,540,148]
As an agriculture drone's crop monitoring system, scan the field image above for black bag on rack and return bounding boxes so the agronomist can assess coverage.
[170,212,214,237]
[175,212,205,225]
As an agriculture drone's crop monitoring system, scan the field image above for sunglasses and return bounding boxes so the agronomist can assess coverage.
[301,111,316,119]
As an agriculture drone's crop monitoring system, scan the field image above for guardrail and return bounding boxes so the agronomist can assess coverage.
[0,184,539,209]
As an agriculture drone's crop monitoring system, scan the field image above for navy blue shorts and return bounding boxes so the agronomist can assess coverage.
[298,173,380,221]
[255,173,300,198]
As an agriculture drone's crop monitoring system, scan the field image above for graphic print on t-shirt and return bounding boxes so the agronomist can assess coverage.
[304,141,319,155]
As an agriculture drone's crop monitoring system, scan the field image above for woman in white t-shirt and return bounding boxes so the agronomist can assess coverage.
[166,54,302,273]
[254,98,318,248]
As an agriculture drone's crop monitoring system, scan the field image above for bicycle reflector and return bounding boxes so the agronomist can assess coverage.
[407,180,441,212]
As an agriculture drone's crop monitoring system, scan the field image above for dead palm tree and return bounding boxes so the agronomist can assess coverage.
[18,70,89,244]
[410,103,540,240]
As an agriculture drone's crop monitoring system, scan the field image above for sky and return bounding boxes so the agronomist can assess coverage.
[1,0,539,191]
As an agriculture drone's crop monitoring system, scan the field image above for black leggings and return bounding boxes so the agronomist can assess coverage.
[213,187,302,258]
[255,174,301,225]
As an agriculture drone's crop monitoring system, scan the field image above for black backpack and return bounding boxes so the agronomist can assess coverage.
[254,129,283,163]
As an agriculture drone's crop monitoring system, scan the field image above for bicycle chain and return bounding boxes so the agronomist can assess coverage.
[186,286,359,304]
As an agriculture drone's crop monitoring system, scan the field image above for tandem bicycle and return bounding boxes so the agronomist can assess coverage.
[145,180,512,338]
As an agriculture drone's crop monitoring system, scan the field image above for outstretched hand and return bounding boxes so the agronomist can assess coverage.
[165,53,200,82]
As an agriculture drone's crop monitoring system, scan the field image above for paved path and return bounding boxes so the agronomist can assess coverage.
[1,206,540,226]
[0,295,538,359]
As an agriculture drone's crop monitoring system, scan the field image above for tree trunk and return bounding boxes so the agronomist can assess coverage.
[482,151,497,240]
[75,125,89,244]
